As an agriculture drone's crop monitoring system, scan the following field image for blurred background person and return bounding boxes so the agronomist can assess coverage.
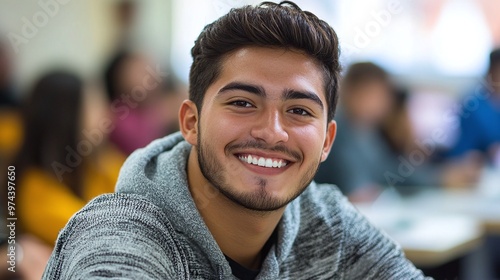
[443,47,500,278]
[379,87,483,191]
[379,88,416,159]
[0,38,17,107]
[0,31,38,280]
[99,0,179,156]
[103,51,173,155]
[445,48,500,167]
[315,62,398,201]
[315,62,481,202]
[112,0,138,49]
[0,36,22,168]
[377,86,444,193]
[155,73,188,136]
[2,71,125,279]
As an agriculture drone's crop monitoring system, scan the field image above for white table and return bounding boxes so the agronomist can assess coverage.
[355,201,484,267]
[355,167,500,267]
[407,168,500,235]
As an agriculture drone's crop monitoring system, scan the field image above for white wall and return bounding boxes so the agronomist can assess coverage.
[0,0,170,94]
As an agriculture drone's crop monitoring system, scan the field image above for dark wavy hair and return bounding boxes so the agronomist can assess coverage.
[188,1,341,121]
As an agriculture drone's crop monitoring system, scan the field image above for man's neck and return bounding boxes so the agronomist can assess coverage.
[186,150,284,270]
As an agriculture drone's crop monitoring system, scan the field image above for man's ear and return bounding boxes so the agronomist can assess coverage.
[179,100,199,146]
[320,120,337,162]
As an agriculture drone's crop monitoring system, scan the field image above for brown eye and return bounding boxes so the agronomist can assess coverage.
[288,108,311,116]
[231,100,253,108]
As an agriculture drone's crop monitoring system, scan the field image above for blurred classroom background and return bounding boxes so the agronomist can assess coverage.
[0,0,500,279]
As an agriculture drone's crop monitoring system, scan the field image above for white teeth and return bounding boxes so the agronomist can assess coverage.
[237,154,289,169]
[252,157,258,165]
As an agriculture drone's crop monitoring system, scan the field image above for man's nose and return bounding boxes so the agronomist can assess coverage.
[250,109,289,144]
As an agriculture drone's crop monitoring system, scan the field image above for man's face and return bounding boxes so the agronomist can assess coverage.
[190,46,335,211]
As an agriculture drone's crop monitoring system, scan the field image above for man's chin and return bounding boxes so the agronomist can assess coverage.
[217,187,291,212]
[214,179,306,212]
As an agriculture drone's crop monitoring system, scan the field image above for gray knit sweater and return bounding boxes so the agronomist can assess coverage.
[43,132,430,279]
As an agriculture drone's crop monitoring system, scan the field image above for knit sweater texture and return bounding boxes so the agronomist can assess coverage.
[43,132,430,279]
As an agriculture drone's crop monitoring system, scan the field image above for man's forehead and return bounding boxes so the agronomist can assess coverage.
[217,46,327,94]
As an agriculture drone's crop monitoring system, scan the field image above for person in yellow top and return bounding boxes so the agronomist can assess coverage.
[3,70,125,279]
[18,146,124,246]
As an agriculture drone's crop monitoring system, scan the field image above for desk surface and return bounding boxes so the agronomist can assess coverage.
[354,168,499,267]
[408,168,500,235]
[356,166,500,266]
[355,203,484,267]
[408,190,500,234]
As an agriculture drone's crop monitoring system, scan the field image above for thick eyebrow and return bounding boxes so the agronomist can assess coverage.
[218,81,324,110]
[218,82,266,97]
[282,89,324,110]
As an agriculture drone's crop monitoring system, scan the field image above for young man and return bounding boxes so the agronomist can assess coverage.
[43,2,429,279]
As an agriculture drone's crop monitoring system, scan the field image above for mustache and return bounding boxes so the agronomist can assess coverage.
[227,141,302,161]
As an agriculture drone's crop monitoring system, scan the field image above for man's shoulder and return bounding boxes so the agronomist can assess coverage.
[75,193,165,218]
[293,182,364,251]
[298,182,376,238]
[293,183,429,279]
[43,193,186,279]
[299,182,354,217]
[299,183,401,247]
[63,193,178,239]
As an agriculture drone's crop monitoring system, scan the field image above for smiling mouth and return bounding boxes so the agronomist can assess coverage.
[236,154,289,168]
